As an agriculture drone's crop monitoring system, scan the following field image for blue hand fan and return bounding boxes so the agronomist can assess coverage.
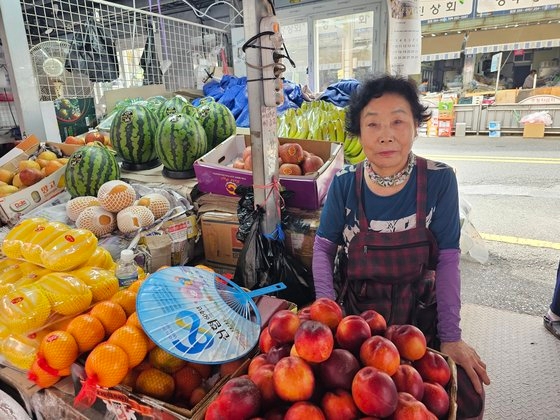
[136,266,286,364]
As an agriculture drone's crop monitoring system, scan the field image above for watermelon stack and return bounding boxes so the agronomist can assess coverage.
[65,143,120,198]
[197,97,236,150]
[158,95,197,121]
[155,113,207,179]
[110,103,160,171]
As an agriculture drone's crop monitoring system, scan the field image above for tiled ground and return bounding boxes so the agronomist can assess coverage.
[461,304,560,419]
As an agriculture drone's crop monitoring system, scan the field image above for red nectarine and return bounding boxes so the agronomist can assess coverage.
[273,356,315,402]
[360,309,388,336]
[317,348,360,391]
[390,324,427,361]
[335,315,372,355]
[294,320,334,363]
[309,298,343,330]
[412,351,451,387]
[422,381,450,419]
[268,309,301,344]
[352,366,398,418]
[359,335,401,376]
[392,364,425,401]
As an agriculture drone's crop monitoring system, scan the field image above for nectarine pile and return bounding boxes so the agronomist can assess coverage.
[231,142,325,176]
[205,298,453,419]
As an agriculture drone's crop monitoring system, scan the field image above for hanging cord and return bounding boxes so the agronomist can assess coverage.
[253,176,284,233]
[179,0,244,28]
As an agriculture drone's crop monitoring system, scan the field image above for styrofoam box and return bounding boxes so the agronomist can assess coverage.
[194,135,344,210]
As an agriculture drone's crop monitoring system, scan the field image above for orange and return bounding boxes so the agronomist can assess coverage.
[173,365,203,401]
[89,300,127,336]
[135,368,175,402]
[85,342,129,388]
[108,325,148,368]
[127,278,144,293]
[149,346,186,374]
[39,330,79,370]
[110,289,137,317]
[126,312,143,330]
[66,314,105,353]
[28,357,61,388]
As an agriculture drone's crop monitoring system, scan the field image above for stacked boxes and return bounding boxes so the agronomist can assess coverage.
[488,121,501,138]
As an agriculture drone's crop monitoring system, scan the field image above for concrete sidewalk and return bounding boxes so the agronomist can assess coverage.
[462,303,560,419]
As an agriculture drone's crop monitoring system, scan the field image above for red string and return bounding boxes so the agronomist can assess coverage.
[253,176,283,221]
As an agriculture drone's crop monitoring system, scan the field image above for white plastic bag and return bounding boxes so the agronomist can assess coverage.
[520,111,553,126]
[459,196,489,264]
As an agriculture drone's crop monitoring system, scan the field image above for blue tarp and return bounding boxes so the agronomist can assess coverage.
[197,76,354,127]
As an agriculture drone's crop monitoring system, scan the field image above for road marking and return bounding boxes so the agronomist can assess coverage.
[480,233,560,250]
[424,155,560,164]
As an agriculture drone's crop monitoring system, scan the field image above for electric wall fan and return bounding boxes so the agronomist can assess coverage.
[29,40,92,101]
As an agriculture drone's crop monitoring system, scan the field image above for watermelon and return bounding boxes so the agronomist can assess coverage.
[155,113,207,172]
[110,103,160,166]
[197,97,236,149]
[65,144,120,198]
[158,95,197,121]
[146,95,167,114]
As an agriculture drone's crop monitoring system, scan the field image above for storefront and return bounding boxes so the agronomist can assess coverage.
[419,0,560,92]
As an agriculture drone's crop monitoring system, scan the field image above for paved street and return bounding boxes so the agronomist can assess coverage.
[413,134,560,317]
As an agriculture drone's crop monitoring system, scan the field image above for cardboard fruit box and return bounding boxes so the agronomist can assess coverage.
[0,137,79,224]
[193,135,344,210]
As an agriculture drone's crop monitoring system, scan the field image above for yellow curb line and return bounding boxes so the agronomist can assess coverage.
[480,233,560,250]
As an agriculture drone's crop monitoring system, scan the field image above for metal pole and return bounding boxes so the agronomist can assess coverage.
[242,0,280,235]
[0,0,46,140]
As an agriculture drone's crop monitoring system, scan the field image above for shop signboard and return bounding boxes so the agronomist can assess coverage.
[420,0,474,22]
[476,0,559,15]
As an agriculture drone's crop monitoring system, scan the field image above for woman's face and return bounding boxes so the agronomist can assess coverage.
[359,93,417,177]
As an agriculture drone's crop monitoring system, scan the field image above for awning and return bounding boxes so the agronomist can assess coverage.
[421,22,560,61]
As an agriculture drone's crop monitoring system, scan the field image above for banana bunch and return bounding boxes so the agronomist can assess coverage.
[277,100,365,164]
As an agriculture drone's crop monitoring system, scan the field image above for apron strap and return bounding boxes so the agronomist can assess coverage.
[355,156,429,230]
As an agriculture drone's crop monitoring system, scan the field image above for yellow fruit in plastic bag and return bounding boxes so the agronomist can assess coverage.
[0,263,23,295]
[40,228,98,271]
[1,335,40,370]
[0,285,52,334]
[0,258,21,274]
[1,217,49,259]
[78,246,116,271]
[21,221,70,265]
[35,272,93,316]
[71,266,119,302]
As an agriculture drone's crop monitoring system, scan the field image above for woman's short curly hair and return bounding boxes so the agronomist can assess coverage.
[346,74,432,137]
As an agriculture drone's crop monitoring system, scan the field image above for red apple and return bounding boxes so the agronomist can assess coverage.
[392,392,431,420]
[390,324,427,361]
[284,401,325,420]
[317,348,360,391]
[335,315,372,355]
[309,297,343,330]
[422,382,450,419]
[294,320,334,363]
[351,366,398,418]
[392,364,425,401]
[273,356,315,402]
[259,327,278,353]
[412,351,451,387]
[268,309,301,344]
[360,309,388,336]
[359,335,401,376]
[321,389,359,420]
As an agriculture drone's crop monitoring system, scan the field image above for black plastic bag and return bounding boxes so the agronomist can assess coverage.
[65,17,119,82]
[140,25,163,85]
[233,206,315,307]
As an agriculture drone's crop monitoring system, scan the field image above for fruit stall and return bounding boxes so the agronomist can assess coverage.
[0,88,459,419]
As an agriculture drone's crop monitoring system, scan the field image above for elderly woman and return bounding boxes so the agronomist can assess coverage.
[312,74,490,418]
